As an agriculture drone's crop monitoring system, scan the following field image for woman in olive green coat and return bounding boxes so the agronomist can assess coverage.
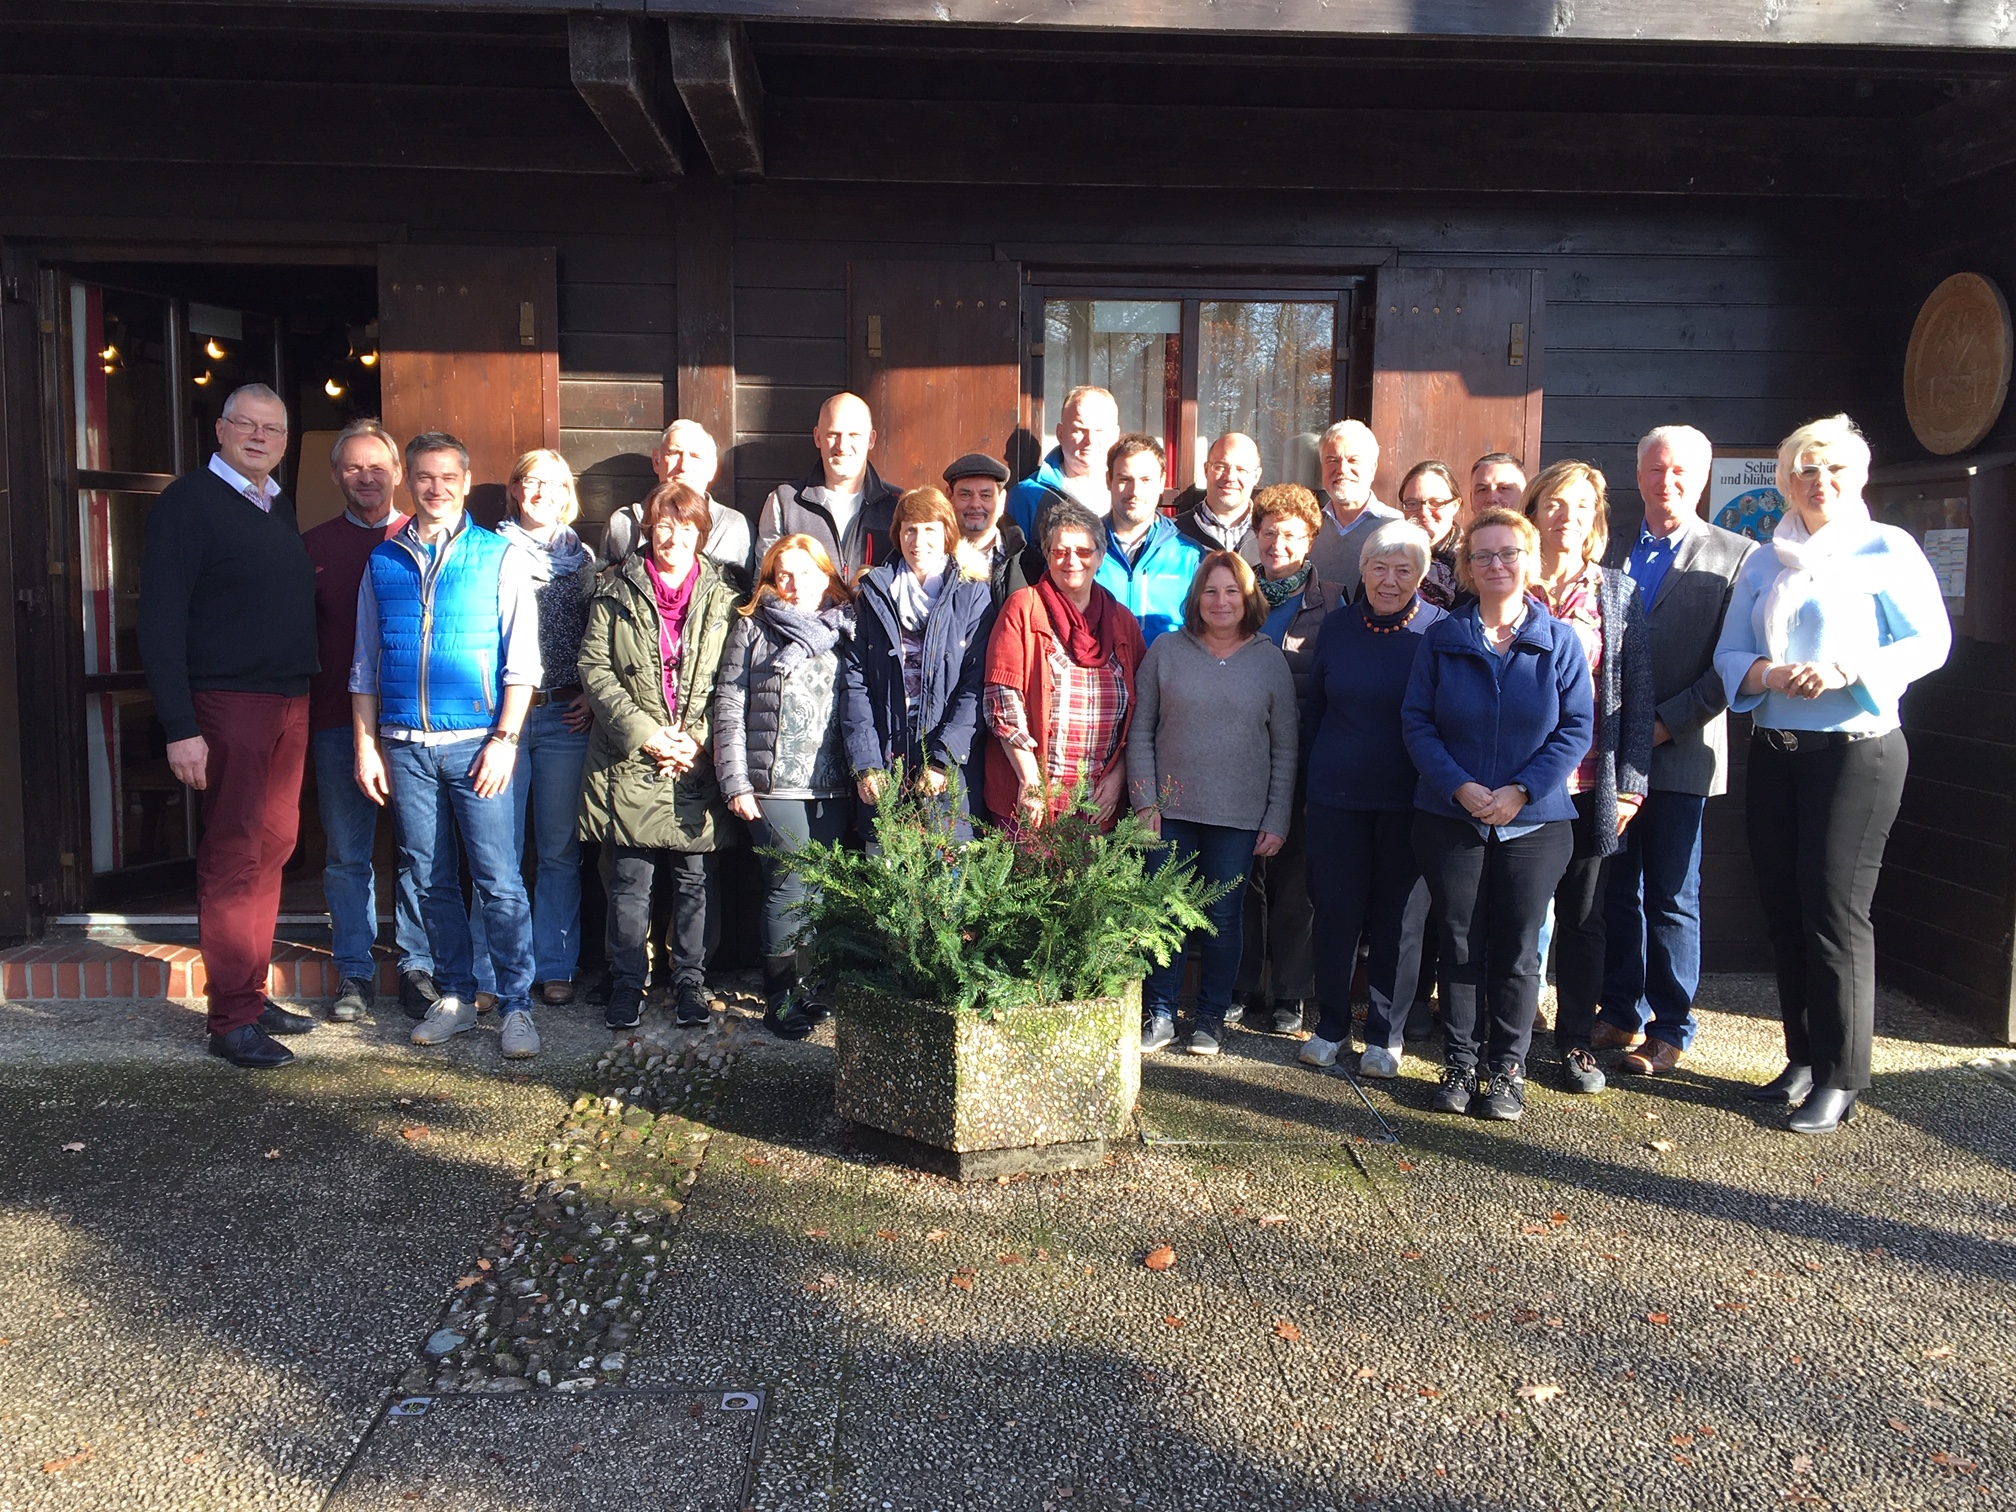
[579,481,742,1031]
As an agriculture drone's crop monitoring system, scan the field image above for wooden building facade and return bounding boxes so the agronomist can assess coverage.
[3,0,2015,1039]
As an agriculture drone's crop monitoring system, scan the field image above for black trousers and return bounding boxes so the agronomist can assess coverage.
[1237,793,1315,1004]
[1745,728,1907,1092]
[1415,811,1574,1074]
[606,845,709,995]
[1551,791,1613,1054]
[1305,804,1419,1048]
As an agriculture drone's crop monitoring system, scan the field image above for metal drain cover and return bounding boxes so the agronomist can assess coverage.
[325,1388,765,1511]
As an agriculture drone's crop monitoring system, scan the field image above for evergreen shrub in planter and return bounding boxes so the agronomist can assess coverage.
[775,776,1225,1175]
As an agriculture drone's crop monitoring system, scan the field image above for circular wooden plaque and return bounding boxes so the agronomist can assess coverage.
[1905,272,2013,455]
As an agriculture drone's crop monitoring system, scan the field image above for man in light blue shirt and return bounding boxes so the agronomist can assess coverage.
[1094,433,1199,643]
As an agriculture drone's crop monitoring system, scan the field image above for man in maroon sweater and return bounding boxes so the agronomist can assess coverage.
[138,384,319,1069]
[301,420,426,1024]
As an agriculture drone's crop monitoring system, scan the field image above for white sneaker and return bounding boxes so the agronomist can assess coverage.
[499,1010,541,1059]
[1299,1034,1343,1069]
[411,995,476,1046]
[1358,1045,1402,1079]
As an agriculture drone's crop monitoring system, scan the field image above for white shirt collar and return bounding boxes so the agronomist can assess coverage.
[209,452,280,509]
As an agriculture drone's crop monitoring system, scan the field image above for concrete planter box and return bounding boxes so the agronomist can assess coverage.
[833,982,1142,1179]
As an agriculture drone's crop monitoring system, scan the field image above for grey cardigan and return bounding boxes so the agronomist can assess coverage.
[1552,566,1656,859]
[1127,630,1299,837]
[1604,516,1758,796]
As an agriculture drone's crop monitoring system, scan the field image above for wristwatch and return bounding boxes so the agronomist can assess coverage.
[489,728,520,747]
[1513,782,1532,802]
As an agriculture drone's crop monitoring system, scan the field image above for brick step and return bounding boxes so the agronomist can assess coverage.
[0,941,401,1003]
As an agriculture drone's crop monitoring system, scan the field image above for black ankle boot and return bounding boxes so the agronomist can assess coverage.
[1788,1086,1857,1134]
[1747,1063,1814,1105]
[795,947,834,1022]
[763,955,813,1042]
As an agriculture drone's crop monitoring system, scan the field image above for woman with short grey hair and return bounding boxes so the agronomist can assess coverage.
[1299,520,1446,1074]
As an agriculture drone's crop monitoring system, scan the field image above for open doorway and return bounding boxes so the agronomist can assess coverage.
[56,260,380,916]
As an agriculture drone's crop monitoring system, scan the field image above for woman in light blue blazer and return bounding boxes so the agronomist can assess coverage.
[1713,414,1951,1134]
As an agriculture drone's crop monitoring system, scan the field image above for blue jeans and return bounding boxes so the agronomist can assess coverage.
[1600,789,1707,1051]
[383,733,535,1015]
[471,701,590,989]
[311,726,427,982]
[1142,817,1257,1033]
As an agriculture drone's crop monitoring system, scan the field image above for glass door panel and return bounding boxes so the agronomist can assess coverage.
[1197,300,1334,490]
[1042,299,1181,456]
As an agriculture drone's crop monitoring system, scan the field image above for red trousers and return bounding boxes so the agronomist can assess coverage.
[192,691,309,1034]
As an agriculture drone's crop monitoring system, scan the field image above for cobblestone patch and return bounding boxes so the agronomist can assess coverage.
[392,1017,745,1397]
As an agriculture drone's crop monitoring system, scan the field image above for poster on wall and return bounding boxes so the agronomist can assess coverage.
[1709,450,1786,542]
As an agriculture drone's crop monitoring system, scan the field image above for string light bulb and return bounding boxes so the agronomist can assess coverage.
[359,350,379,367]
[192,371,212,386]
[99,345,118,362]
[324,377,346,399]
[204,339,227,360]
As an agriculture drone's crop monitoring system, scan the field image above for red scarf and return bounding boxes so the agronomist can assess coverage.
[645,553,700,714]
[1037,575,1121,669]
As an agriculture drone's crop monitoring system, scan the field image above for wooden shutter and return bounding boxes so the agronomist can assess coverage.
[847,260,1022,491]
[378,245,561,518]
[1368,269,1545,504]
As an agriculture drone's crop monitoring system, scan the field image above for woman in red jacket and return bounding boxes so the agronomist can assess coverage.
[983,499,1148,828]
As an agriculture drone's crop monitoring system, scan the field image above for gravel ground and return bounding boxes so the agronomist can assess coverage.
[1,976,2012,1510]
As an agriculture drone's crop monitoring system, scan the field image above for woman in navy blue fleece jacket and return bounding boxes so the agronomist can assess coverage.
[1402,507,1594,1123]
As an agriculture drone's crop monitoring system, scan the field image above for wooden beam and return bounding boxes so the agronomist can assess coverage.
[676,179,737,501]
[765,99,1903,197]
[568,12,686,183]
[669,16,765,179]
[0,74,624,175]
[1912,81,2016,194]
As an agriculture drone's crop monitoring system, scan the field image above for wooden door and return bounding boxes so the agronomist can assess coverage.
[379,245,560,520]
[847,260,1022,492]
[1368,269,1544,505]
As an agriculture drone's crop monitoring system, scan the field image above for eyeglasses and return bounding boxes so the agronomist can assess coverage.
[1467,548,1526,568]
[222,416,287,440]
[519,476,569,495]
[1050,546,1099,561]
[1792,462,1854,481]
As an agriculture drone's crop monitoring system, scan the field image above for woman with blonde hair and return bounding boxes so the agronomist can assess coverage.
[1129,549,1299,1056]
[842,486,997,839]
[714,533,856,1038]
[1402,506,1593,1121]
[1713,414,1950,1132]
[470,449,598,1007]
[1523,460,1654,1094]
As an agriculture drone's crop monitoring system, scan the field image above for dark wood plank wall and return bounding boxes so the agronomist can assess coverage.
[727,183,1881,968]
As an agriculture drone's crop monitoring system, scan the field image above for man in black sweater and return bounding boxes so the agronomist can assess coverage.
[138,383,320,1069]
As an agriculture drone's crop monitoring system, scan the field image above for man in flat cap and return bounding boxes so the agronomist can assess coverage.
[947,451,1043,608]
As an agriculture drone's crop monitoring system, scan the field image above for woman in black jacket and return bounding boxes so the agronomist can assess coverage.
[1523,461,1655,1095]
[841,487,997,840]
[714,533,856,1039]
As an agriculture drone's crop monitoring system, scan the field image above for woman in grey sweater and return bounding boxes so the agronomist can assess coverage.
[1128,550,1299,1056]
[713,533,856,1040]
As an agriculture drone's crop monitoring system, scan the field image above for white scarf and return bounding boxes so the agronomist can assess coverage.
[1761,500,1881,662]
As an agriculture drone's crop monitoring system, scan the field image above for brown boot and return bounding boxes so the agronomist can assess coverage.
[1620,1038,1684,1076]
[1590,1020,1645,1052]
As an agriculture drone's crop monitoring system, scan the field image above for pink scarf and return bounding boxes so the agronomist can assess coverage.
[645,554,700,715]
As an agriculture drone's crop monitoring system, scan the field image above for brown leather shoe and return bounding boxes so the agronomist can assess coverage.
[1620,1038,1684,1076]
[1590,1020,1645,1052]
[541,980,576,1007]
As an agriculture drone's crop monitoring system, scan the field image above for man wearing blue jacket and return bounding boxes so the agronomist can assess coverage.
[1006,385,1119,542]
[1095,433,1199,644]
[351,432,544,1061]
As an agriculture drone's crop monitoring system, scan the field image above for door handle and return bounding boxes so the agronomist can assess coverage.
[1508,322,1526,367]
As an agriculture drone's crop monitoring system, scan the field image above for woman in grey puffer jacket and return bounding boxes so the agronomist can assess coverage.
[713,533,857,1040]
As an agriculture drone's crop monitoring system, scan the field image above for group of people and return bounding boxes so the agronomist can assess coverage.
[141,380,1951,1136]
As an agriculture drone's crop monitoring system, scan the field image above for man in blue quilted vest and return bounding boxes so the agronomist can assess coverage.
[349,432,545,1060]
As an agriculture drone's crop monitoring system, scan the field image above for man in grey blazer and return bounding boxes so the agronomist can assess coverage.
[1596,425,1757,1074]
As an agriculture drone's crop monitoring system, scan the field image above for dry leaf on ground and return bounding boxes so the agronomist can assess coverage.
[40,1447,91,1474]
[60,1142,84,1153]
[1163,1315,1185,1328]
[1256,1214,1290,1227]
[1143,1245,1177,1271]
[923,1229,948,1242]
[1517,1383,1563,1402]
[1648,1139,1676,1153]
[399,1126,429,1140]
[1645,1311,1671,1325]
[1273,1319,1303,1342]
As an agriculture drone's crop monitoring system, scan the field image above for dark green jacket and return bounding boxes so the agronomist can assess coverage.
[577,551,741,852]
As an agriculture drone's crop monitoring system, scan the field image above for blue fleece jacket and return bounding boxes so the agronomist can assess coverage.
[1006,448,1097,541]
[1401,603,1594,824]
[1095,516,1202,644]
